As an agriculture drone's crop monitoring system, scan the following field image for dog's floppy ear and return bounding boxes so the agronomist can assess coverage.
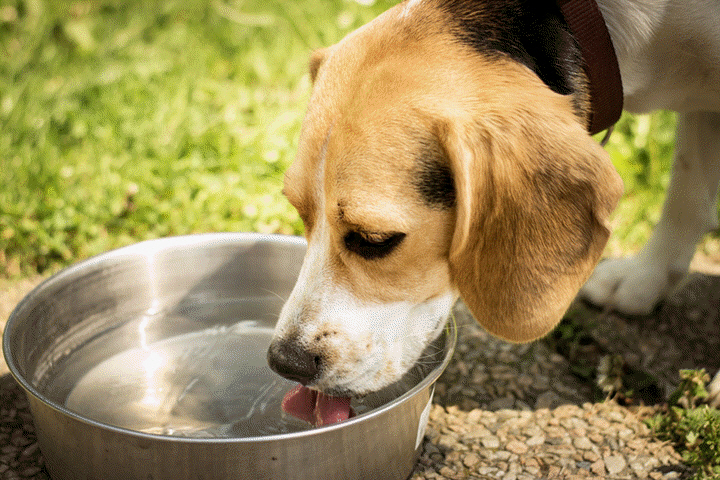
[442,100,623,343]
[309,48,329,83]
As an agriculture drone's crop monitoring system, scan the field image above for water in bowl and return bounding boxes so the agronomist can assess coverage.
[31,298,444,438]
[64,320,309,437]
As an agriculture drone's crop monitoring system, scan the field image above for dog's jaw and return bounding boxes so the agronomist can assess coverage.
[283,285,456,397]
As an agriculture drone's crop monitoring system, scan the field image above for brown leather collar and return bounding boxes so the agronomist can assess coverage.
[557,0,623,135]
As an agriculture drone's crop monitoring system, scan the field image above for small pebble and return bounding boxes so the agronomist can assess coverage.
[604,454,627,474]
[590,459,606,475]
[480,436,500,449]
[21,466,41,477]
[504,440,528,455]
[462,453,479,468]
[573,436,594,450]
[525,435,545,446]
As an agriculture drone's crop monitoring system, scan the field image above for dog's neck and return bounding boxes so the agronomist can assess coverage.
[428,0,622,133]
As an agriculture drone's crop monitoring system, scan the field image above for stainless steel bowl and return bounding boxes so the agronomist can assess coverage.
[4,233,456,480]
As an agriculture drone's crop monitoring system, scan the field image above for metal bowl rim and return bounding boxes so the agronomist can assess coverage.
[3,232,457,444]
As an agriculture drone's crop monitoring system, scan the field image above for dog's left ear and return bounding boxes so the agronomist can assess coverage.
[309,48,329,82]
[442,98,623,343]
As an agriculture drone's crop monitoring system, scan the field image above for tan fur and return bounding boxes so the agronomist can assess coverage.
[279,0,623,393]
[441,60,623,341]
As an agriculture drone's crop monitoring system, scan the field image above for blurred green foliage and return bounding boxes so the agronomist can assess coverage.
[647,370,720,480]
[600,111,677,256]
[0,0,678,277]
[0,0,395,276]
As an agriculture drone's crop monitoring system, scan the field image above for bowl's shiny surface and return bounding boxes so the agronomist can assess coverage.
[4,233,456,480]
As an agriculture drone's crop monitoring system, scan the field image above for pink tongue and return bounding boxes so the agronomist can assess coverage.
[281,384,353,426]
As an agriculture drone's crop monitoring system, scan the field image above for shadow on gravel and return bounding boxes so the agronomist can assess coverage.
[0,373,51,480]
[565,272,720,404]
[434,273,720,413]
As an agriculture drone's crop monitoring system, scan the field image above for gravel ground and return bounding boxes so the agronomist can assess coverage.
[410,303,693,480]
[1,269,719,479]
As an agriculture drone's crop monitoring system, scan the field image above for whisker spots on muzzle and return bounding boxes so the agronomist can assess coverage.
[313,330,337,343]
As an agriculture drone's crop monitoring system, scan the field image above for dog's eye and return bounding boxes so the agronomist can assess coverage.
[343,231,406,260]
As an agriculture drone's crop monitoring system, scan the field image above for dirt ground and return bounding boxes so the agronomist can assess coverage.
[0,276,44,376]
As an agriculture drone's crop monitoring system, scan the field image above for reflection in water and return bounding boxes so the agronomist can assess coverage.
[66,321,310,437]
[139,350,166,409]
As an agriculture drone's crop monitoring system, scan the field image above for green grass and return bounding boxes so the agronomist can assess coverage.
[646,370,720,480]
[599,111,678,256]
[0,0,395,276]
[1,0,677,278]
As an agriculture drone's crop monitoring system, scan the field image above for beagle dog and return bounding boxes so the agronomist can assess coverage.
[267,0,720,410]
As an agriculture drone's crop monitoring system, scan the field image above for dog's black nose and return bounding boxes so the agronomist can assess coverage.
[267,337,321,385]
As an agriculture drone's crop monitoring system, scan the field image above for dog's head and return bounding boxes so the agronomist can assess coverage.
[268,0,623,397]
